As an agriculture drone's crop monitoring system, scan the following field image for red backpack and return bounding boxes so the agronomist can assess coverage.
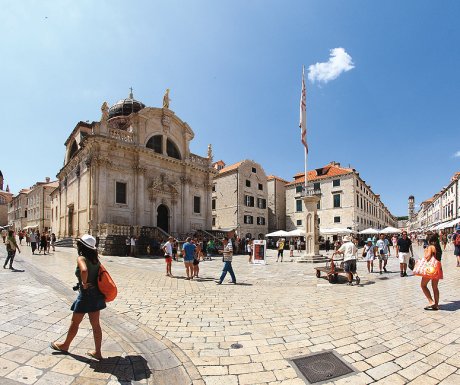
[98,264,117,302]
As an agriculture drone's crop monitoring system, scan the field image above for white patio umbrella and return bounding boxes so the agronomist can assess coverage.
[320,227,354,235]
[379,226,401,234]
[286,229,305,237]
[265,230,290,237]
[359,228,379,235]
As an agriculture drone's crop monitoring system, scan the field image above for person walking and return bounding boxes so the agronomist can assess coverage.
[39,233,48,255]
[18,230,24,245]
[289,238,295,258]
[376,234,390,274]
[4,230,20,269]
[296,237,302,254]
[247,239,253,263]
[182,237,196,279]
[162,236,174,277]
[125,237,130,256]
[334,235,358,285]
[216,238,236,284]
[30,230,37,254]
[50,233,56,251]
[51,234,106,360]
[396,230,413,277]
[130,236,136,257]
[276,238,285,262]
[452,225,460,267]
[419,234,443,310]
[25,231,30,246]
[363,238,377,273]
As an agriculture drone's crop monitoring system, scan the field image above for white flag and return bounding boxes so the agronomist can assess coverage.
[299,66,307,152]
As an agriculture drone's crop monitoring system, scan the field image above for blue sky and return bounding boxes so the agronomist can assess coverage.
[1,0,459,216]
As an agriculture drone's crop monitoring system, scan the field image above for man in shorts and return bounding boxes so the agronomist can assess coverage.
[276,238,285,262]
[182,237,196,280]
[334,235,357,285]
[376,233,391,274]
[163,236,174,277]
[396,231,413,277]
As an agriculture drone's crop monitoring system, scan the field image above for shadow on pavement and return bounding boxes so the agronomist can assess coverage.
[11,268,25,272]
[52,352,152,383]
[439,300,460,312]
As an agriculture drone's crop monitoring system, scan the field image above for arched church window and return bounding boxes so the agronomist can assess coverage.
[146,135,163,154]
[0,196,5,204]
[166,138,181,160]
[69,140,78,160]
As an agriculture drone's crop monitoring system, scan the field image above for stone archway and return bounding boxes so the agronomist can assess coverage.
[157,204,169,233]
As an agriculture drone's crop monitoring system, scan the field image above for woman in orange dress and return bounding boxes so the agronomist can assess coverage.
[420,234,443,311]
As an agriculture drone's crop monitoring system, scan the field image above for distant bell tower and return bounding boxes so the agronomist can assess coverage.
[408,195,415,221]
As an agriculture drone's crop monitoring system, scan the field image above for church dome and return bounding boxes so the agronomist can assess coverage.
[108,90,145,119]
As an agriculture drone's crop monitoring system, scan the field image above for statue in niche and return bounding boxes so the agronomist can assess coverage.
[162,88,171,109]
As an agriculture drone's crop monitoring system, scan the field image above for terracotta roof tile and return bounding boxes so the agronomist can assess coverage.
[286,164,354,186]
[267,175,288,183]
[217,161,244,175]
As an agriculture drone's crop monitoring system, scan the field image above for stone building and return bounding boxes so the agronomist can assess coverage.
[8,188,30,231]
[51,90,216,254]
[285,161,396,232]
[212,160,268,239]
[0,171,13,227]
[24,178,59,233]
[267,175,287,232]
[409,172,460,231]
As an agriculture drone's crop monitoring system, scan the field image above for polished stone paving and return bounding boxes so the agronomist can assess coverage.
[1,241,460,384]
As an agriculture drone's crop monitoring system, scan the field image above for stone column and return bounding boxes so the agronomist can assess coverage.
[297,195,324,262]
[303,196,320,256]
[136,168,145,226]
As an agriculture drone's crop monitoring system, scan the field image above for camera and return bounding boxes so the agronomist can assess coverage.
[72,283,80,291]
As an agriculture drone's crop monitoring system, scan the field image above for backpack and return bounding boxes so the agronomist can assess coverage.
[455,234,460,247]
[98,263,117,302]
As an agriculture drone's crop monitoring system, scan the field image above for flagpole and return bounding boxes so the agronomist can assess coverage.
[302,65,308,191]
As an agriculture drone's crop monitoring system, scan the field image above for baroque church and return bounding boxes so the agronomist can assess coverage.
[51,90,216,254]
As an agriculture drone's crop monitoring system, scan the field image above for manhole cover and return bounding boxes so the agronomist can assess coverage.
[290,350,356,384]
[230,343,243,349]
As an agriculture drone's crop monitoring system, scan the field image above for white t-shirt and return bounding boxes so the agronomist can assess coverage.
[164,241,173,256]
[376,239,389,254]
[338,241,357,262]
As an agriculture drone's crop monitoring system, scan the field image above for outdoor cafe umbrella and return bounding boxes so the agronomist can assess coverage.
[359,228,379,235]
[265,230,290,237]
[286,229,305,237]
[379,226,401,234]
[320,227,354,235]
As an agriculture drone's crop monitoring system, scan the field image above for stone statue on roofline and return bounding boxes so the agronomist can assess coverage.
[163,88,171,109]
[101,102,109,122]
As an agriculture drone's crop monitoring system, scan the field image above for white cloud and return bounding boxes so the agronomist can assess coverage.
[454,151,460,157]
[308,48,355,84]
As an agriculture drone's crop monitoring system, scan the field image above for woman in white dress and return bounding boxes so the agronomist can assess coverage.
[363,238,377,273]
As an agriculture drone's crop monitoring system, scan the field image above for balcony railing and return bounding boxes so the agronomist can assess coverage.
[299,186,322,197]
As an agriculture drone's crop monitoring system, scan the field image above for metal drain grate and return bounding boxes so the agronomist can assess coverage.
[290,350,356,384]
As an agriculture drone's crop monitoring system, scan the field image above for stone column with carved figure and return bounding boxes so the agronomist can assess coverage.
[298,194,325,263]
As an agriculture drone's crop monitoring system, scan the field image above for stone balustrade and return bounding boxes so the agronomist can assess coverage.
[109,128,134,143]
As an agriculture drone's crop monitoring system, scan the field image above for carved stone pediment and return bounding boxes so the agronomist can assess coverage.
[148,174,179,201]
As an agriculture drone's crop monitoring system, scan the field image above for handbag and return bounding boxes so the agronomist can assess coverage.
[413,256,441,279]
[408,256,415,270]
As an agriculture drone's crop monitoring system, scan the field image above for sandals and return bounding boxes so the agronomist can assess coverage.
[424,305,439,311]
[86,351,103,360]
[50,342,68,354]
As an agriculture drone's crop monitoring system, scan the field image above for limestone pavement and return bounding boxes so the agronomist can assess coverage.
[1,242,460,385]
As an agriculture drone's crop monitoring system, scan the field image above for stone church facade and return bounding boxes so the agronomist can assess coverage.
[51,91,216,254]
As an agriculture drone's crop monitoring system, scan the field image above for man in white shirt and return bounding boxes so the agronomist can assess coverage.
[376,234,390,274]
[334,235,358,286]
[163,236,174,277]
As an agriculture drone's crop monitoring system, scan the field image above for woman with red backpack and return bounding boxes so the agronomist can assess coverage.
[51,234,106,360]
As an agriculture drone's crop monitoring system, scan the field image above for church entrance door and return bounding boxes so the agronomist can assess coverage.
[157,204,169,233]
[68,205,74,236]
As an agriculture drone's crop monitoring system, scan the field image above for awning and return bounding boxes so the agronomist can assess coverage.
[286,229,305,237]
